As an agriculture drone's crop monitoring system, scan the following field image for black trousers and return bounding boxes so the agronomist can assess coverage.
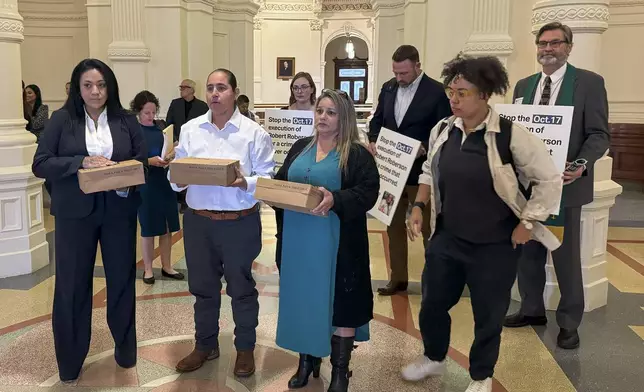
[52,193,138,380]
[517,206,584,330]
[184,209,262,351]
[419,227,519,380]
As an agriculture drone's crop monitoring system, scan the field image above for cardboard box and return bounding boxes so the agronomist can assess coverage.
[255,177,323,215]
[169,157,239,186]
[78,159,145,194]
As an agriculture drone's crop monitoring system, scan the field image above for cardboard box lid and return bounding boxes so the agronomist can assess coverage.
[257,177,322,196]
[173,157,239,166]
[78,159,142,175]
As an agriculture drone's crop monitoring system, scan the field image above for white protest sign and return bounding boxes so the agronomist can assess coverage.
[369,128,421,226]
[264,109,315,166]
[495,104,574,213]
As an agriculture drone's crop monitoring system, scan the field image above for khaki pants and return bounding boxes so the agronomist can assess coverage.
[386,185,432,283]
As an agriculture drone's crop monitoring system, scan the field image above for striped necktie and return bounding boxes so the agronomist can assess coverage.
[539,76,552,105]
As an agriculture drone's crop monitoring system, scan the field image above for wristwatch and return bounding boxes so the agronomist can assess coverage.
[412,201,426,211]
[521,220,534,230]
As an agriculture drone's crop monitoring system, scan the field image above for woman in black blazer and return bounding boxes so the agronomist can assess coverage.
[32,59,147,383]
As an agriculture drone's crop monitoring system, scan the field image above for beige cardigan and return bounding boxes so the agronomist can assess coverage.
[418,107,564,251]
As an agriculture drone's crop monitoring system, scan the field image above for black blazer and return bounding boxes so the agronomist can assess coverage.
[368,74,452,185]
[32,108,147,219]
[274,137,380,327]
[166,97,209,142]
[513,67,610,207]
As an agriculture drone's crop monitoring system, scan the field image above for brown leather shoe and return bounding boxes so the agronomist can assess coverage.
[234,349,255,377]
[175,347,219,373]
[377,281,408,296]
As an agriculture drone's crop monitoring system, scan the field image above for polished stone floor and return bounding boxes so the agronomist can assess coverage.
[0,204,642,392]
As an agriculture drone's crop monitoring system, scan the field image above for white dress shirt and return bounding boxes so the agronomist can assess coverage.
[395,72,423,127]
[453,109,492,146]
[85,107,113,159]
[534,62,567,106]
[169,108,275,211]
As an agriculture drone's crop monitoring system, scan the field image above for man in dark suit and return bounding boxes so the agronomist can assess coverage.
[166,79,208,211]
[503,22,610,349]
[166,79,208,142]
[368,45,452,296]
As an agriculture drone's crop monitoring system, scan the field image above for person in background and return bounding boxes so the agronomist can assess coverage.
[32,58,147,384]
[368,45,452,296]
[65,82,71,97]
[504,22,611,350]
[274,89,379,392]
[166,79,209,212]
[130,90,183,285]
[284,72,317,111]
[237,94,256,122]
[166,79,209,142]
[170,68,275,377]
[24,84,49,142]
[400,54,562,392]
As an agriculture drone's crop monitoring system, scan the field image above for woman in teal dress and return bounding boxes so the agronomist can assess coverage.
[274,89,380,392]
[130,91,183,284]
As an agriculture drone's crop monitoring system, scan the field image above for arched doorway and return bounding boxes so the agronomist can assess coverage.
[323,35,369,104]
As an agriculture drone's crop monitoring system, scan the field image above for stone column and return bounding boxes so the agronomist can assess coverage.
[402,0,427,65]
[107,0,150,106]
[253,16,263,104]
[463,0,514,63]
[371,0,405,96]
[86,0,112,62]
[310,18,324,94]
[213,0,259,102]
[0,1,49,277]
[511,0,620,311]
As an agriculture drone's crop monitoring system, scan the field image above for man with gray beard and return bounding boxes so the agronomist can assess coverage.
[503,22,610,349]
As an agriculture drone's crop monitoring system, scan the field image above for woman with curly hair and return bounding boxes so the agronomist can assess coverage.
[130,90,183,284]
[400,54,562,392]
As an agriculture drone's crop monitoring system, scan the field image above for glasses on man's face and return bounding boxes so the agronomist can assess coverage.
[292,85,310,93]
[179,85,192,90]
[445,87,477,100]
[536,40,566,49]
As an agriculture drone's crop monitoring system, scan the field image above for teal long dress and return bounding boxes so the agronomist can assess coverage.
[276,145,369,358]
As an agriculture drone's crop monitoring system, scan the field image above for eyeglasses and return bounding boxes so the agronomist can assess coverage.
[445,87,477,100]
[536,40,567,49]
[292,85,311,93]
[179,85,192,90]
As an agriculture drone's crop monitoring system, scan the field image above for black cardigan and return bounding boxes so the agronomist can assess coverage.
[274,137,380,327]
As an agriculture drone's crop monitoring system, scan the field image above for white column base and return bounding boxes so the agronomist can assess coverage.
[511,156,622,312]
[0,167,50,278]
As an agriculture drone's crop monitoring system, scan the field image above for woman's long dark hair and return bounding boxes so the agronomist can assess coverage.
[25,84,43,116]
[64,58,125,119]
[288,72,316,106]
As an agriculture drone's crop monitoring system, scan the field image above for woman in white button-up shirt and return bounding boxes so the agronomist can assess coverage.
[32,58,147,384]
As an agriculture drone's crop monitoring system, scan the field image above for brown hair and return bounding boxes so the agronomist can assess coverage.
[306,89,361,173]
[536,22,573,44]
[392,45,420,63]
[288,72,316,105]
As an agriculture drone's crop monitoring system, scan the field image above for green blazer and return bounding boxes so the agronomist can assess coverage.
[512,63,610,207]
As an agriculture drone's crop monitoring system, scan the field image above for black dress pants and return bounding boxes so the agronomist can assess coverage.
[419,227,520,380]
[52,193,138,381]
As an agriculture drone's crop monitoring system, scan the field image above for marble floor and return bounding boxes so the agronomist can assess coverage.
[0,204,642,392]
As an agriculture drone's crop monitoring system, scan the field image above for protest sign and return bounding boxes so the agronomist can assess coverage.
[264,109,315,166]
[369,128,421,226]
[495,104,574,213]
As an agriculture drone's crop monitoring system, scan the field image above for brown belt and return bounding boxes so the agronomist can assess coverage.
[193,204,259,221]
